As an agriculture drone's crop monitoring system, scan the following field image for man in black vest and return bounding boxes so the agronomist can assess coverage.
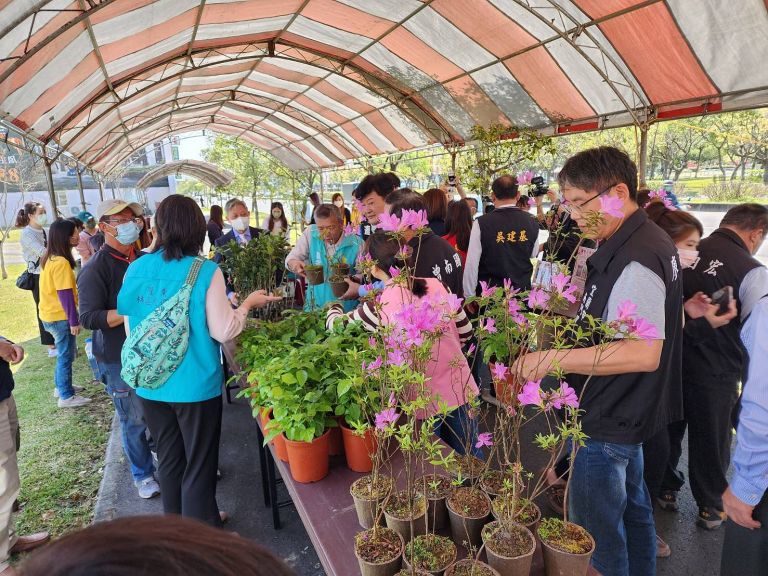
[463,175,539,296]
[514,147,683,576]
[665,204,768,530]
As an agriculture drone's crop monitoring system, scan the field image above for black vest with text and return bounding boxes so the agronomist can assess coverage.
[571,209,683,444]
[682,228,763,381]
[476,206,539,293]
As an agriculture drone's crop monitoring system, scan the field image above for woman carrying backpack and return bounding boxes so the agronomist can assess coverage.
[118,195,280,526]
[39,219,92,408]
[16,202,56,355]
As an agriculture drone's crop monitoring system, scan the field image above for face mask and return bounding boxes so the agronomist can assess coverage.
[111,221,140,246]
[231,217,249,232]
[35,214,48,227]
[678,248,699,269]
[334,200,344,207]
[271,210,282,219]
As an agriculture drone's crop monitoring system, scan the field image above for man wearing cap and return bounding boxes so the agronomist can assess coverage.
[77,199,160,500]
[75,211,98,266]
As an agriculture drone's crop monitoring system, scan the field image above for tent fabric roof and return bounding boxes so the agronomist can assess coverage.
[135,159,234,190]
[0,0,767,174]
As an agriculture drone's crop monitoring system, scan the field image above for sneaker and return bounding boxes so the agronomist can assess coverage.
[57,395,92,408]
[481,390,501,407]
[656,489,679,512]
[53,385,83,399]
[697,507,726,530]
[656,534,671,558]
[137,477,160,499]
[47,348,58,358]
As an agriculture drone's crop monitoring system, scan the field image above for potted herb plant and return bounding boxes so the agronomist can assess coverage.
[355,526,404,576]
[403,534,456,576]
[537,518,595,576]
[304,263,324,285]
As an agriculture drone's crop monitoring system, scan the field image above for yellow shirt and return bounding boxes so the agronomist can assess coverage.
[39,256,78,323]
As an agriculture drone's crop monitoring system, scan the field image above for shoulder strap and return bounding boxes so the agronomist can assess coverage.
[184,256,206,287]
[42,228,47,248]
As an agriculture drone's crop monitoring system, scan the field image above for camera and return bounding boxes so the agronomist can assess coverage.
[448,171,456,186]
[482,195,495,214]
[531,176,549,197]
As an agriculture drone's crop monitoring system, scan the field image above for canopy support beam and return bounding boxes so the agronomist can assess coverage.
[43,158,57,216]
[76,166,86,211]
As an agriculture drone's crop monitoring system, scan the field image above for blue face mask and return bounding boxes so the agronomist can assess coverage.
[112,221,140,246]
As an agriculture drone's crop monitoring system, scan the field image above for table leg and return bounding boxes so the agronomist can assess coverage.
[255,425,270,507]
[266,452,282,530]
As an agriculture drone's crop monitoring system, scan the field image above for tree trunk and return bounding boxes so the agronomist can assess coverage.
[741,161,747,180]
[0,240,6,280]
[730,161,742,181]
[717,149,726,179]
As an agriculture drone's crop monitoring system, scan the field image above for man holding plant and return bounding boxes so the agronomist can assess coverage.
[513,147,683,576]
[286,204,363,311]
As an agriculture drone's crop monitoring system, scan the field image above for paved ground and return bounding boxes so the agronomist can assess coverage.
[95,392,725,576]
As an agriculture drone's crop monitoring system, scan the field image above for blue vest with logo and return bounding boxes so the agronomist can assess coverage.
[306,226,362,312]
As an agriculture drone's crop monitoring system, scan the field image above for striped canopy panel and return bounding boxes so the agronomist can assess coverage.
[0,0,766,173]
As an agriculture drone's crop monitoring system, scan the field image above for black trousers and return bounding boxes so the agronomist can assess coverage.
[675,374,740,510]
[642,424,673,501]
[721,491,768,576]
[139,395,222,526]
[30,274,54,346]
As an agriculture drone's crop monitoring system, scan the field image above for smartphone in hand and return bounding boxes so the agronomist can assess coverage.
[710,286,733,316]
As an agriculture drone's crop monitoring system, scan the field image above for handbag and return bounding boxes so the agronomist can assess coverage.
[16,229,46,291]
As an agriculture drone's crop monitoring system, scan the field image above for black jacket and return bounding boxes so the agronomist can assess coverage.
[477,206,539,292]
[571,209,683,444]
[77,245,138,365]
[409,232,464,298]
[0,337,15,402]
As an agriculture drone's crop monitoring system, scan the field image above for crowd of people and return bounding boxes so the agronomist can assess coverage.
[4,145,767,575]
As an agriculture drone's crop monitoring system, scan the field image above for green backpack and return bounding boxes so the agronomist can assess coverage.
[121,257,206,390]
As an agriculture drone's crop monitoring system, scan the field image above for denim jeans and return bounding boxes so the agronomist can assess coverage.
[42,320,76,400]
[99,362,154,483]
[569,439,656,576]
[433,403,482,457]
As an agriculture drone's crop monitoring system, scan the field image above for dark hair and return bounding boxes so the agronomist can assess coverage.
[444,200,472,252]
[720,203,768,234]
[155,195,206,261]
[15,201,43,227]
[41,218,76,270]
[636,188,651,208]
[20,515,296,576]
[209,205,225,229]
[68,217,84,232]
[464,197,478,209]
[423,188,448,222]
[516,195,530,209]
[645,203,703,243]
[331,193,344,204]
[267,201,289,232]
[491,175,519,200]
[313,203,342,222]
[354,173,398,201]
[224,198,247,214]
[308,192,320,206]
[386,188,425,218]
[365,230,427,297]
[88,231,105,253]
[557,146,638,201]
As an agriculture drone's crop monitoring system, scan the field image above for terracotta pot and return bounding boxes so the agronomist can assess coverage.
[481,520,536,576]
[261,409,288,462]
[305,267,324,285]
[445,559,501,576]
[331,263,350,276]
[355,527,404,576]
[330,279,349,297]
[539,523,595,576]
[350,475,393,529]
[328,424,344,456]
[341,423,376,473]
[284,429,330,483]
[384,493,427,544]
[446,488,491,551]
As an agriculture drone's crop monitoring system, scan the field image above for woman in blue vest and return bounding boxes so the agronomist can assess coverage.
[285,203,363,312]
[118,195,280,526]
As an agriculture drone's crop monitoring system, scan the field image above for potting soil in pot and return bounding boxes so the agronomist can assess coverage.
[404,534,456,573]
[445,559,499,576]
[538,521,593,554]
[447,487,491,519]
[482,521,533,558]
[355,527,403,564]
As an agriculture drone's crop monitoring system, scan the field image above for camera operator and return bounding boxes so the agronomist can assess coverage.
[533,178,594,273]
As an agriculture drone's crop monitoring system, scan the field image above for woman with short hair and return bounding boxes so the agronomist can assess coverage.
[118,195,280,526]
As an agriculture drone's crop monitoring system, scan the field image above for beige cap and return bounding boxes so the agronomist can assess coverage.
[96,198,144,220]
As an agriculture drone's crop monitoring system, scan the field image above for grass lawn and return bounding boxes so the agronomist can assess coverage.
[0,263,112,540]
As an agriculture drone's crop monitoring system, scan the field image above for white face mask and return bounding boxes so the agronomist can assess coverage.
[678,248,699,269]
[35,213,48,227]
[333,200,344,207]
[231,216,249,232]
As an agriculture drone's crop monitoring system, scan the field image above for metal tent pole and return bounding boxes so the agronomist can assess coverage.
[44,158,58,216]
[76,167,87,210]
[638,125,649,189]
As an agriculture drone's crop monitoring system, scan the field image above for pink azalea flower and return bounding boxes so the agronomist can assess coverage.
[401,209,429,230]
[481,318,497,333]
[397,245,413,260]
[491,362,508,382]
[527,197,537,207]
[377,211,401,232]
[633,317,659,340]
[549,381,579,410]
[387,348,406,367]
[443,293,463,314]
[364,356,383,373]
[599,195,624,218]
[517,170,534,185]
[503,278,514,293]
[518,379,543,406]
[616,299,637,321]
[475,432,493,449]
[375,407,398,430]
[388,266,401,278]
[527,288,550,309]
[343,224,355,236]
[388,392,396,407]
[479,280,495,298]
[368,336,377,348]
[552,272,578,303]
[467,343,476,356]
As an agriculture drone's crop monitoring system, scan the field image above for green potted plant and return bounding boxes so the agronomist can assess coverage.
[537,518,595,576]
[444,559,501,576]
[304,263,324,285]
[403,534,456,576]
[445,486,491,551]
[417,473,452,531]
[355,526,404,576]
[481,519,536,576]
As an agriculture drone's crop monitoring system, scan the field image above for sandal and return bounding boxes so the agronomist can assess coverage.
[656,489,679,512]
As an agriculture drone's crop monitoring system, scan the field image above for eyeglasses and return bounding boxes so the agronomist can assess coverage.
[560,183,617,216]
[316,224,340,233]
[106,217,143,226]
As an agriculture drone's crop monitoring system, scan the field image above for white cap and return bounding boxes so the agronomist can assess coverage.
[96,198,144,220]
